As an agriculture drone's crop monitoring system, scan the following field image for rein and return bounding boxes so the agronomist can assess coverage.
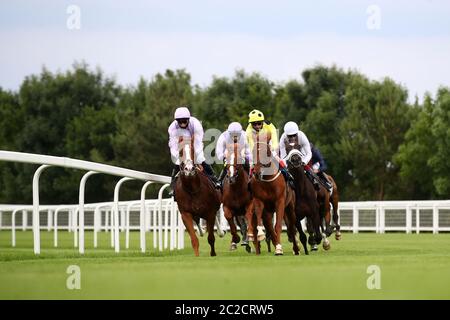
[257,170,282,182]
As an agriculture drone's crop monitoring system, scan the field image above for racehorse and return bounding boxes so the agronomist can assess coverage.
[222,141,252,253]
[175,137,222,256]
[318,173,341,240]
[247,138,299,255]
[284,148,322,254]
[284,136,332,251]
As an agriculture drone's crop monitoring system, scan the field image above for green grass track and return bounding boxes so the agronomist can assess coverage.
[1,230,450,299]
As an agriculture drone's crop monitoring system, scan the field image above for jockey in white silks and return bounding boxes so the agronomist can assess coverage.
[216,122,252,187]
[279,121,321,191]
[168,106,220,196]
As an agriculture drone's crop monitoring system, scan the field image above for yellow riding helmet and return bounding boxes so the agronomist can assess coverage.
[248,109,265,123]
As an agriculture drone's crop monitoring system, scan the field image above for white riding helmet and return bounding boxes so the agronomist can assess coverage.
[174,107,191,119]
[284,121,299,136]
[227,122,242,134]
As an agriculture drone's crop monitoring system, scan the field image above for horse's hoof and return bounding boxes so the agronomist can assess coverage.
[210,252,217,257]
[275,244,283,255]
[335,232,341,240]
[256,226,265,241]
[311,244,318,251]
[230,242,238,251]
[245,244,252,253]
[323,240,331,251]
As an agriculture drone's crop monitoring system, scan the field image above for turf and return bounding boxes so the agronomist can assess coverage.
[0,230,449,299]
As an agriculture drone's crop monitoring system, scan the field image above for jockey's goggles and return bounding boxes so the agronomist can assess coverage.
[177,118,189,125]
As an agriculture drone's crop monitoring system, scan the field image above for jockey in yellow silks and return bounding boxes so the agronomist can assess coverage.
[245,109,293,185]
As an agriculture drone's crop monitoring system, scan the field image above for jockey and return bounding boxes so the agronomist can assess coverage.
[168,106,220,196]
[245,109,293,185]
[310,142,333,192]
[279,121,320,191]
[216,122,252,187]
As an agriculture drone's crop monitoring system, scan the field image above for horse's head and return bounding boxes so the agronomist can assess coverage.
[224,139,239,184]
[179,137,197,177]
[252,140,276,179]
[285,133,306,171]
[286,149,303,169]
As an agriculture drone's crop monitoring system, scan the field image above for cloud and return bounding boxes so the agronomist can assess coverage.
[1,29,449,102]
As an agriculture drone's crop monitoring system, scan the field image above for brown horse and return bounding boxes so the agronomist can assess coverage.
[175,137,222,256]
[222,141,253,253]
[319,173,341,240]
[247,140,299,255]
[284,136,333,250]
[284,148,322,254]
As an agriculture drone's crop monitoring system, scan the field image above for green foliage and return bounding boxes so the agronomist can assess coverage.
[396,88,450,199]
[338,76,412,200]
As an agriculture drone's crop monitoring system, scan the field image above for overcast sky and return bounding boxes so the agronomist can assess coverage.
[1,0,449,102]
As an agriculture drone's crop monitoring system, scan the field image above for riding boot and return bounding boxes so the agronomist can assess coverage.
[318,171,333,191]
[168,165,180,197]
[305,168,320,191]
[201,162,221,189]
[281,167,295,189]
[218,167,227,189]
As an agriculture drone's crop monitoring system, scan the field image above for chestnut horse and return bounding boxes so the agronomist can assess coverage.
[175,137,222,256]
[222,141,253,253]
[323,173,341,240]
[247,140,299,255]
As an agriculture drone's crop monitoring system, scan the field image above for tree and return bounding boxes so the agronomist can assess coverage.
[5,62,122,204]
[396,87,450,198]
[338,76,413,200]
[113,69,194,199]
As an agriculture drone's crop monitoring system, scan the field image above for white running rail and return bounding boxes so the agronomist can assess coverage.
[0,150,174,254]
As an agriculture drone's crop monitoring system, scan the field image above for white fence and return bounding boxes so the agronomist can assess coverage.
[0,199,185,251]
[338,200,450,234]
[0,150,174,254]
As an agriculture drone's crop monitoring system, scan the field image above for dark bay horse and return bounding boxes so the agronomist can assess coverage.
[285,148,322,253]
[247,140,299,255]
[284,137,331,251]
[175,137,222,256]
[222,141,252,253]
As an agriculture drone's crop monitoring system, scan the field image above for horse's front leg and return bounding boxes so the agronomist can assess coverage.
[245,200,255,242]
[223,206,240,251]
[285,202,300,255]
[331,193,341,240]
[306,217,317,251]
[181,212,200,256]
[323,193,333,237]
[274,199,286,255]
[295,217,309,255]
[206,212,217,257]
[253,198,266,242]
